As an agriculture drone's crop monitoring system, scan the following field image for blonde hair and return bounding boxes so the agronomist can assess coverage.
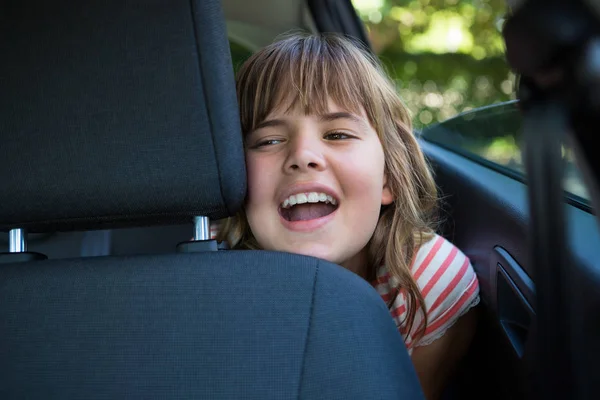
[218,32,438,337]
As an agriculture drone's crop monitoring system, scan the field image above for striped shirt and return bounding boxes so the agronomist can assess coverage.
[372,234,480,353]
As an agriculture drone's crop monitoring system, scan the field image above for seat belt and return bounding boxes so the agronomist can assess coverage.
[522,100,573,399]
[504,1,600,399]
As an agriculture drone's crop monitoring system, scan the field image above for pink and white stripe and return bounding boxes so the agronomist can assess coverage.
[374,234,480,352]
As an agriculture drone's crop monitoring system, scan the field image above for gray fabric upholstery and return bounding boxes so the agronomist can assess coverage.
[0,1,424,398]
[0,251,423,399]
[0,0,245,232]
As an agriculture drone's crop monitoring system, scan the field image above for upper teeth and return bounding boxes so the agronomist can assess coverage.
[281,192,337,208]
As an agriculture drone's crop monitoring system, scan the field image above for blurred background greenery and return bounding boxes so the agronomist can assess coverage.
[351,0,588,201]
[352,0,515,128]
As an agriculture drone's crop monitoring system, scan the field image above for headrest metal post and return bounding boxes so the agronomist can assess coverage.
[194,216,210,241]
[9,228,27,253]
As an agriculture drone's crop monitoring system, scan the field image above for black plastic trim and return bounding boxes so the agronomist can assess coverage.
[0,252,48,264]
[176,239,218,252]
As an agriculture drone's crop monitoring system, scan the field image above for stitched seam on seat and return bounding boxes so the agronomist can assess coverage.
[188,0,228,211]
[297,260,319,400]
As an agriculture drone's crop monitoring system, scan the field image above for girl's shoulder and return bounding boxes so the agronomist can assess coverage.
[374,234,480,350]
[410,233,474,286]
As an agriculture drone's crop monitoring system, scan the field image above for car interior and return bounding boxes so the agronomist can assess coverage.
[2,0,599,399]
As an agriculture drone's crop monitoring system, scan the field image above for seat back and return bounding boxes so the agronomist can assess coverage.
[0,251,423,399]
[0,1,423,398]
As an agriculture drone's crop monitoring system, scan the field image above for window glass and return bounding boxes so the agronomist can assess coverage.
[352,0,515,128]
[352,0,590,205]
[420,101,590,203]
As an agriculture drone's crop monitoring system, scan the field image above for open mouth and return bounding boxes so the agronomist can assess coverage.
[279,192,339,222]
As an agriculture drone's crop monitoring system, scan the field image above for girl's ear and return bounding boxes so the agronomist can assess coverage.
[381,175,394,206]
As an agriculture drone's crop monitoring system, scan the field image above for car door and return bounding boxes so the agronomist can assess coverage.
[419,99,600,398]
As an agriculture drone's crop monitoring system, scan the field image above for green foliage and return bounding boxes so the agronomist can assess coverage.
[353,0,515,127]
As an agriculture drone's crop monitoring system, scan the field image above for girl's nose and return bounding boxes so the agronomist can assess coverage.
[284,136,327,173]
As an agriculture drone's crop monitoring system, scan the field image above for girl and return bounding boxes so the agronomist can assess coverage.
[217,33,480,400]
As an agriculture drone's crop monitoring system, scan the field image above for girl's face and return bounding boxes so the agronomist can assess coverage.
[244,98,393,276]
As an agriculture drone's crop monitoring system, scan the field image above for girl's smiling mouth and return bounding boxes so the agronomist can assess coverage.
[279,191,338,221]
[277,188,340,231]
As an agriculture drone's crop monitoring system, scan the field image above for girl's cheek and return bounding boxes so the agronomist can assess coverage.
[245,155,261,184]
[245,157,275,202]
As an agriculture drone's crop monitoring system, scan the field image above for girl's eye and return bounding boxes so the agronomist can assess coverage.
[253,138,284,148]
[324,131,353,140]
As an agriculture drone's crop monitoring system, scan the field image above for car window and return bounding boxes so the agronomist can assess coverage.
[420,101,590,204]
[352,0,590,206]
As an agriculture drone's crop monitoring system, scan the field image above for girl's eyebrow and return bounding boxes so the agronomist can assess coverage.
[254,119,286,130]
[318,112,369,130]
[252,112,368,132]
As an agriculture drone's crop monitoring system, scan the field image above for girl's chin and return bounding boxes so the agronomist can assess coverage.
[281,244,337,263]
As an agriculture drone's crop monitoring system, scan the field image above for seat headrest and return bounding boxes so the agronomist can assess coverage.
[0,0,246,233]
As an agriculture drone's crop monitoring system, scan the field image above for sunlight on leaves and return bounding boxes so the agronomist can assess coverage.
[406,11,474,54]
[353,0,384,14]
[352,0,512,127]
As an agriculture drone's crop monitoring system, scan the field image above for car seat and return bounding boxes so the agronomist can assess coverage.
[0,1,424,398]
